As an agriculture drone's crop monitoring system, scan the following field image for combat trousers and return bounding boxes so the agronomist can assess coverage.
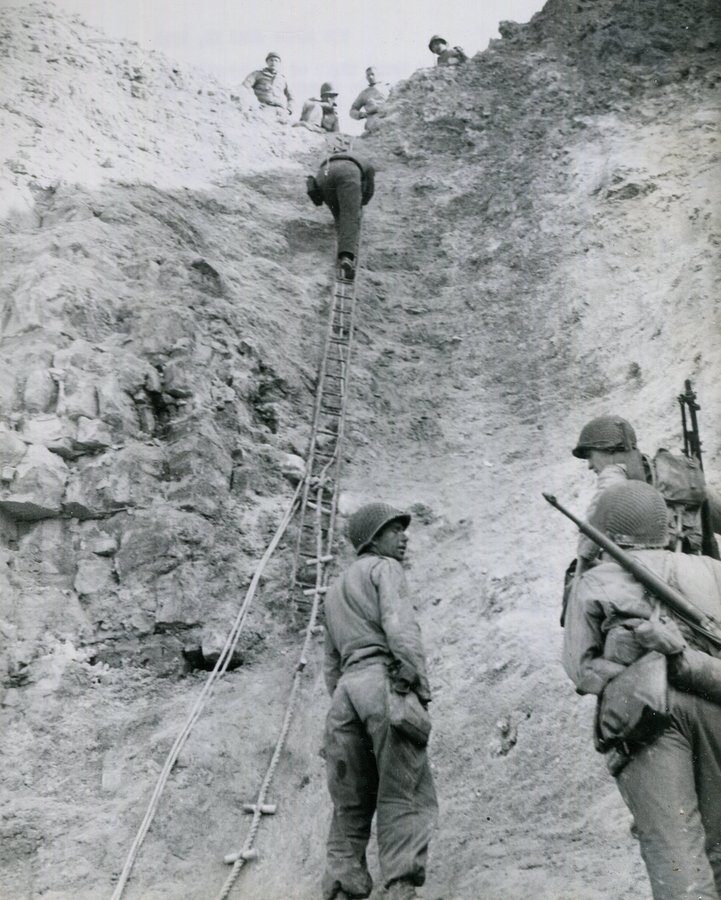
[322,662,437,900]
[316,160,363,259]
[616,689,721,900]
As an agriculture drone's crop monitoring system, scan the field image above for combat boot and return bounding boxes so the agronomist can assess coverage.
[338,255,356,281]
[385,879,417,900]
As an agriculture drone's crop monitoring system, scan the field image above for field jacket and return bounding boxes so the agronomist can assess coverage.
[242,68,293,110]
[323,553,430,701]
[564,549,721,696]
[436,47,467,66]
[299,98,339,132]
[349,83,390,119]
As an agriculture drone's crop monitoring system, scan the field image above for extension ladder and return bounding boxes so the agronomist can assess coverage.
[216,270,358,900]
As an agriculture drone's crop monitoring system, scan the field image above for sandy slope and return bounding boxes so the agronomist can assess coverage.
[1,0,721,898]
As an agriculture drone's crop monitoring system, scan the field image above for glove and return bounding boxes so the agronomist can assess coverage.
[633,617,687,656]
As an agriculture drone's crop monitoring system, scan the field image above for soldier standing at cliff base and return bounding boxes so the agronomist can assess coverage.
[563,481,721,900]
[571,416,644,571]
[571,413,721,570]
[241,52,293,116]
[306,142,375,281]
[322,503,437,900]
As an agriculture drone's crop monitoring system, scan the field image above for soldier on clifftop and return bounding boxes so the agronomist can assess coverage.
[322,503,437,900]
[428,35,467,67]
[349,67,391,130]
[242,51,293,118]
[306,138,375,281]
[296,82,340,133]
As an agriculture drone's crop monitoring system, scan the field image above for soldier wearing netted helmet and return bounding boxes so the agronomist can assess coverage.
[563,480,721,900]
[321,502,437,900]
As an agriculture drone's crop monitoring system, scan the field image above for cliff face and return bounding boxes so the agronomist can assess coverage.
[1,1,720,898]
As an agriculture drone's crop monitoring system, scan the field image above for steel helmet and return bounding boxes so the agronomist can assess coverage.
[347,502,411,554]
[266,51,281,61]
[320,81,338,97]
[428,35,447,51]
[590,482,669,549]
[572,416,637,459]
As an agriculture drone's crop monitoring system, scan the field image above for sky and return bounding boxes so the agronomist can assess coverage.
[17,0,547,132]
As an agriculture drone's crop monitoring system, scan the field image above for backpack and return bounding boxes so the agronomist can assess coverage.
[647,448,712,555]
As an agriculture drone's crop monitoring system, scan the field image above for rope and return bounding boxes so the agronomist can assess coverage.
[215,490,327,900]
[110,481,302,900]
[215,265,359,900]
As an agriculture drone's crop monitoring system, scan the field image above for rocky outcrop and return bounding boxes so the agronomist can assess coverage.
[0,1,327,689]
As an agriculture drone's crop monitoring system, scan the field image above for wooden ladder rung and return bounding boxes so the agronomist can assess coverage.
[305,554,334,566]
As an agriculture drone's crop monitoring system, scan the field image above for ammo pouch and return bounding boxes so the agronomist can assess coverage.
[387,682,431,747]
[306,175,324,206]
[651,449,706,552]
[597,651,670,752]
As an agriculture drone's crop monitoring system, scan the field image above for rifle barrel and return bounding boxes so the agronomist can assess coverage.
[542,492,721,643]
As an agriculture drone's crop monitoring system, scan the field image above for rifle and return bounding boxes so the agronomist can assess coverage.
[678,379,720,559]
[543,492,721,649]
[679,378,703,468]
